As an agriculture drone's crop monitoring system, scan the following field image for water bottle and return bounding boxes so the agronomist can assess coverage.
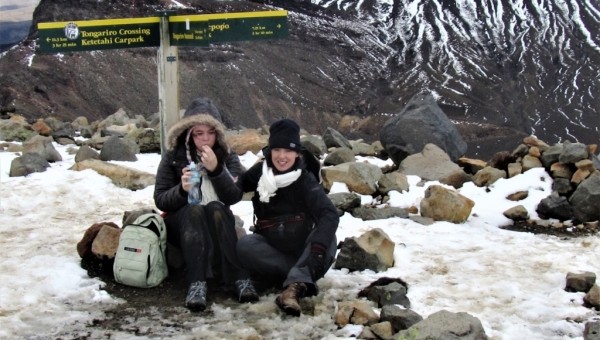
[188,161,201,205]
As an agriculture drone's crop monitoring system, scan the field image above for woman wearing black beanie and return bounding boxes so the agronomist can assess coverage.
[235,118,339,317]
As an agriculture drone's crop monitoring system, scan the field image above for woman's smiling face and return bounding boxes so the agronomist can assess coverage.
[270,148,299,172]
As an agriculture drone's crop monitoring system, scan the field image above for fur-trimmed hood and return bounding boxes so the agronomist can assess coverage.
[165,113,228,153]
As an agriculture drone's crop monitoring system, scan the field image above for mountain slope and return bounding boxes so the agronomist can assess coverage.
[317,0,600,147]
[0,0,598,159]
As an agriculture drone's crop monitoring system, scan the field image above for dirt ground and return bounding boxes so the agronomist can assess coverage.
[76,220,598,338]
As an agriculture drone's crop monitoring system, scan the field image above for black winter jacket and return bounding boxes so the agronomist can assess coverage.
[153,113,244,213]
[238,160,339,250]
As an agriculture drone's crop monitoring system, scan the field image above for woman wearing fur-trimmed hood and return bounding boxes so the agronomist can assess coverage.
[153,97,258,312]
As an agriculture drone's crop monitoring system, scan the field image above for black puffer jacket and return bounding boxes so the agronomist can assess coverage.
[238,159,339,250]
[154,113,243,213]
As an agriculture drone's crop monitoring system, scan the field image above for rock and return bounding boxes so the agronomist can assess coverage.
[351,206,409,221]
[74,144,101,162]
[552,178,574,196]
[550,162,573,179]
[0,119,37,142]
[503,205,529,221]
[324,147,356,165]
[521,154,544,171]
[359,279,411,308]
[473,166,506,187]
[379,93,467,164]
[506,191,528,201]
[540,143,563,167]
[584,321,600,340]
[77,221,120,259]
[456,157,487,175]
[227,129,267,155]
[398,143,466,183]
[394,310,488,340]
[334,228,395,272]
[377,172,409,194]
[100,136,138,161]
[323,127,352,149]
[129,127,160,153]
[70,159,155,190]
[334,300,379,327]
[507,162,522,177]
[565,271,596,293]
[569,172,600,222]
[31,119,52,136]
[584,284,600,310]
[9,152,51,177]
[328,192,362,213]
[301,134,327,156]
[379,305,423,333]
[322,162,382,195]
[488,151,516,171]
[91,224,122,259]
[22,135,62,162]
[536,193,574,221]
[370,321,394,340]
[559,141,589,164]
[420,185,475,223]
[350,140,378,157]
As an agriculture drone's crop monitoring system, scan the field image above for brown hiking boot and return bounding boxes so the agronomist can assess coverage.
[275,282,307,316]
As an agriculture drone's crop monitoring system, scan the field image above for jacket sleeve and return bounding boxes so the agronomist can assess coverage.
[300,172,339,247]
[237,161,263,193]
[207,152,244,206]
[153,150,188,213]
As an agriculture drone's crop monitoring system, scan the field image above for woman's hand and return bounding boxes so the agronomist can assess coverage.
[199,145,218,172]
[181,166,193,193]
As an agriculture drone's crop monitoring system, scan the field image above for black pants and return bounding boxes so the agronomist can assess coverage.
[165,201,247,286]
[236,231,336,296]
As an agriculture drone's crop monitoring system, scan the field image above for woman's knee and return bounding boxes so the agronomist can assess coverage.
[236,234,262,257]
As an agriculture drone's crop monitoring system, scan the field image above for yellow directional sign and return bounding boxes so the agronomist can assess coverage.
[38,17,161,53]
[37,10,288,53]
[168,10,288,46]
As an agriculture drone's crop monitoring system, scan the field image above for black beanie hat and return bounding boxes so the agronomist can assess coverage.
[268,118,302,152]
[183,97,222,122]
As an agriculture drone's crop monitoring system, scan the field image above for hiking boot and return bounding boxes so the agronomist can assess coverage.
[234,279,259,303]
[185,281,207,312]
[275,282,307,317]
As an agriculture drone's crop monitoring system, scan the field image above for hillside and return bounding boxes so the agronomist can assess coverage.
[0,0,598,159]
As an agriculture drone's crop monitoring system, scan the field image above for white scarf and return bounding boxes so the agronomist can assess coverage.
[257,162,302,202]
[200,172,219,205]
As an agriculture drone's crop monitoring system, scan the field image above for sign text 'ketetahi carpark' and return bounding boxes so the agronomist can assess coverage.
[37,10,288,53]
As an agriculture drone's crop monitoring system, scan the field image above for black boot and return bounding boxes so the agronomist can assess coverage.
[275,282,306,316]
[234,279,259,303]
[185,281,207,312]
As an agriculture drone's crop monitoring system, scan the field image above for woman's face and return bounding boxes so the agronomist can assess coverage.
[270,148,299,172]
[190,124,216,149]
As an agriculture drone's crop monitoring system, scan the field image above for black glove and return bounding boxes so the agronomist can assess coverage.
[307,243,327,281]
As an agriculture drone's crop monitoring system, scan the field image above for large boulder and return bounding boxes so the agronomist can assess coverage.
[569,171,600,223]
[334,228,395,272]
[394,310,488,340]
[380,93,467,164]
[420,185,475,223]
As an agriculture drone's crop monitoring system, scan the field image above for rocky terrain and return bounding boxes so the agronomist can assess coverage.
[1,0,599,161]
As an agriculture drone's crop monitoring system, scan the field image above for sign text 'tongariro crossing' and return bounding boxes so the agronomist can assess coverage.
[37,10,288,53]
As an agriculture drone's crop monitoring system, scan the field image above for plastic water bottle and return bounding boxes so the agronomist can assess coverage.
[188,161,201,205]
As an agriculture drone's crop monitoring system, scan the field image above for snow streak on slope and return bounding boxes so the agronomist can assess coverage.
[315,0,600,145]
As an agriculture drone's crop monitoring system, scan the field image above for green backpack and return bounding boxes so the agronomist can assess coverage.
[113,213,168,288]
